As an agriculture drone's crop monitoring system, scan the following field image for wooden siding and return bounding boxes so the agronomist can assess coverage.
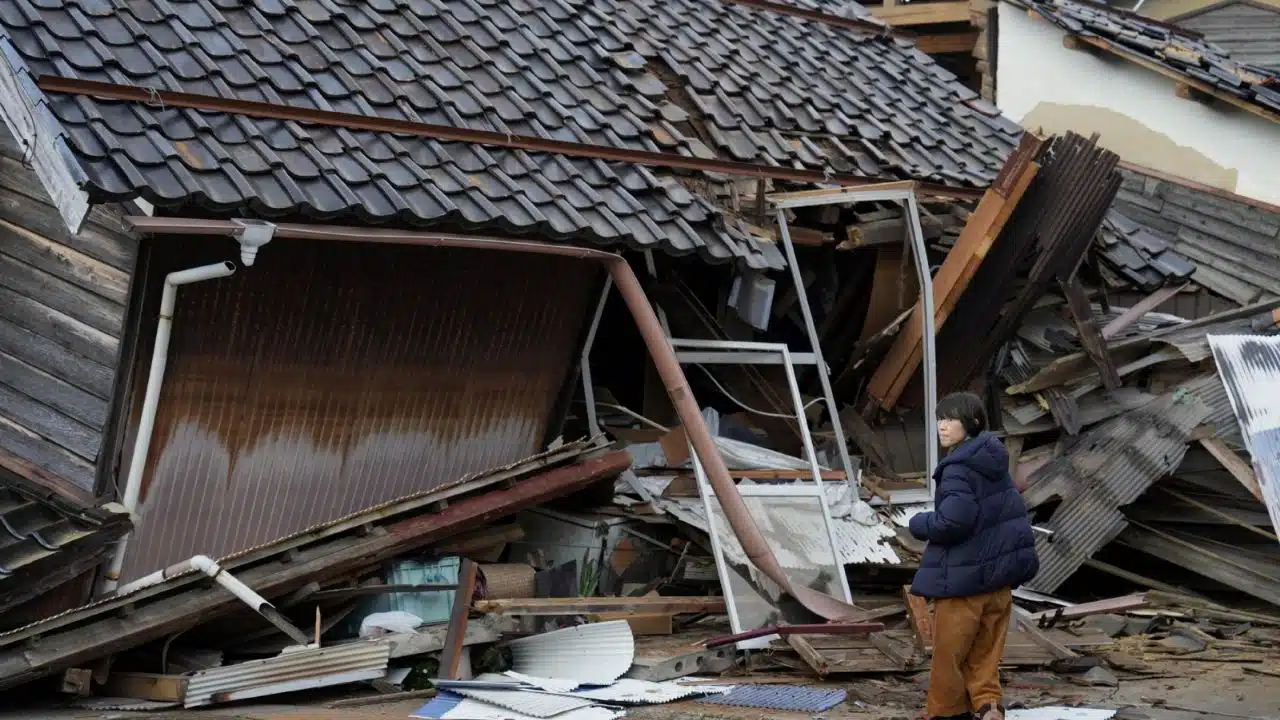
[0,132,138,499]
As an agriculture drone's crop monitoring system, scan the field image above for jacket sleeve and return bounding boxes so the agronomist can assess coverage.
[907,470,979,546]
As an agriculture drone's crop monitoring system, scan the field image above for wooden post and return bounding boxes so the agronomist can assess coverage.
[438,558,478,680]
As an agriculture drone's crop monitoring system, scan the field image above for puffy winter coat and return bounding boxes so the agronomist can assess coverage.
[908,432,1039,598]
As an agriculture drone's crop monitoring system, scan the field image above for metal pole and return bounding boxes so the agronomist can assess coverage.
[774,209,857,491]
[580,276,613,437]
[903,192,939,492]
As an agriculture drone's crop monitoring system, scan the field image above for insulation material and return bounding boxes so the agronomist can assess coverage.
[412,692,623,720]
[480,564,536,599]
[508,621,635,685]
[697,684,848,712]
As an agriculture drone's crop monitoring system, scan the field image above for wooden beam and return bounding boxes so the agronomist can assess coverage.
[867,133,1045,410]
[871,1,971,26]
[1199,437,1264,502]
[100,672,188,702]
[1060,277,1121,390]
[473,596,727,615]
[915,31,981,54]
[1072,35,1280,127]
[1012,607,1077,660]
[438,558,477,681]
[903,587,935,652]
[1175,82,1214,104]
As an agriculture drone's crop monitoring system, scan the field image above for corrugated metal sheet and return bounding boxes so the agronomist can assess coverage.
[184,640,391,707]
[571,678,713,704]
[121,239,596,581]
[1024,377,1218,591]
[413,691,623,720]
[697,684,847,711]
[508,620,635,685]
[1208,334,1280,540]
[448,675,596,717]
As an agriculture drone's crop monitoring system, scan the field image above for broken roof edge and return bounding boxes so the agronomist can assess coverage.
[0,438,607,647]
[1118,160,1280,216]
[0,448,634,690]
[1003,0,1280,125]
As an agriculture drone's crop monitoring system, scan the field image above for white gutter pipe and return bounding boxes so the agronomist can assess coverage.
[118,555,311,646]
[100,261,237,594]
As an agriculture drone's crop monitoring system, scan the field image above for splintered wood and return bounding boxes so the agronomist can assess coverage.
[866,132,1045,411]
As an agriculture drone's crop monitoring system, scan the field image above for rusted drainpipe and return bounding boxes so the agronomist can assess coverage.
[122,218,858,620]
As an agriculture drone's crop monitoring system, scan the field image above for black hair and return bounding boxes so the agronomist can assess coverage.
[936,391,987,439]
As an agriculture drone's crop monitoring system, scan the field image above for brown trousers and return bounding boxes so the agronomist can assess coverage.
[925,587,1012,718]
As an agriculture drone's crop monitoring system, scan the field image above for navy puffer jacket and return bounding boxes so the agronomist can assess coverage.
[908,432,1039,599]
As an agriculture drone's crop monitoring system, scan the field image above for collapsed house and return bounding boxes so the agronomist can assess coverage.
[0,0,1276,713]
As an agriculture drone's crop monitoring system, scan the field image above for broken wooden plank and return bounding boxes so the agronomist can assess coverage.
[868,631,916,669]
[871,0,970,25]
[867,133,1044,410]
[308,583,459,602]
[1029,593,1149,623]
[435,524,525,557]
[438,558,477,680]
[473,596,727,615]
[1013,606,1077,660]
[590,612,673,635]
[786,634,829,675]
[1199,437,1264,502]
[903,587,935,651]
[1060,276,1121,389]
[100,672,188,702]
[915,31,981,55]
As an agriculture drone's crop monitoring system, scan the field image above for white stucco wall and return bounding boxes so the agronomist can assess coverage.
[995,3,1280,206]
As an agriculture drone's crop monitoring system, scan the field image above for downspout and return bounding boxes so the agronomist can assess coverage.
[117,555,311,646]
[100,261,237,594]
[121,218,860,620]
[102,221,277,595]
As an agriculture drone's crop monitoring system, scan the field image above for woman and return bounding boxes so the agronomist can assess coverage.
[908,392,1039,720]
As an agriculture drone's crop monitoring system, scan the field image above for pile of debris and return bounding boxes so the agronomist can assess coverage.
[0,128,1277,720]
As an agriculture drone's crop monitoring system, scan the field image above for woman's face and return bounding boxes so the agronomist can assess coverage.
[937,417,967,449]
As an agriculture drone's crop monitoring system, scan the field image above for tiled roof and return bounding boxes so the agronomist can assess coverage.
[0,480,130,616]
[1017,0,1280,115]
[1095,208,1197,291]
[0,0,1019,270]
[1110,166,1280,304]
[1171,0,1280,73]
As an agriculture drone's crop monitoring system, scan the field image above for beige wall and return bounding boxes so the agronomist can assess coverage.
[996,4,1280,205]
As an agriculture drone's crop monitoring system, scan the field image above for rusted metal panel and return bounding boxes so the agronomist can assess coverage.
[0,447,630,691]
[120,239,596,582]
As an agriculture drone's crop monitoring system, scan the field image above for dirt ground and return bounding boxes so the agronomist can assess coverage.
[1,660,1274,720]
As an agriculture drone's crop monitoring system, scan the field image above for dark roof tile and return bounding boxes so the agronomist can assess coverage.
[1,0,1018,270]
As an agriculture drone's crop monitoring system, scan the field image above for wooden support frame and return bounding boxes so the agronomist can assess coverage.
[1060,277,1121,389]
[867,133,1045,411]
[871,1,972,26]
[1199,437,1264,502]
[472,596,727,615]
[437,558,478,681]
